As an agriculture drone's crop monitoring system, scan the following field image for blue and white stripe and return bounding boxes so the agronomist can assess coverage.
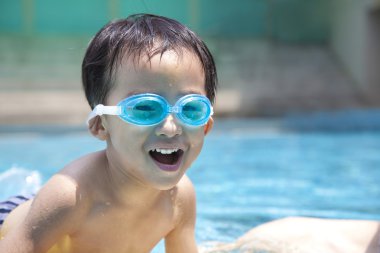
[0,195,33,228]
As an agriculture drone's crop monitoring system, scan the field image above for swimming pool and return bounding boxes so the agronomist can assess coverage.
[1,117,380,251]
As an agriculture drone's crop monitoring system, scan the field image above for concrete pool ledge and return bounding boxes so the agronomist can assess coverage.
[0,91,90,125]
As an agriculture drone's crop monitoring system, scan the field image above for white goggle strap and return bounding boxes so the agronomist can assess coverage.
[86,105,121,126]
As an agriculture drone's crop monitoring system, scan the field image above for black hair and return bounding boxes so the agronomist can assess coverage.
[82,13,217,109]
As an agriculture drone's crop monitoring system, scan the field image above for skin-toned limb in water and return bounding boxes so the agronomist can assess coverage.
[199,217,380,253]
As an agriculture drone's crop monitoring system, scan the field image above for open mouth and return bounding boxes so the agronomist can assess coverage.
[149,148,184,171]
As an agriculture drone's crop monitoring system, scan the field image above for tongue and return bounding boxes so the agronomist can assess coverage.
[150,151,178,165]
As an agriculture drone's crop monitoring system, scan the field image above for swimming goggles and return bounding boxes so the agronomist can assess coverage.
[87,93,213,127]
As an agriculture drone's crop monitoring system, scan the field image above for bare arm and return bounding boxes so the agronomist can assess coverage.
[0,174,87,253]
[165,176,198,253]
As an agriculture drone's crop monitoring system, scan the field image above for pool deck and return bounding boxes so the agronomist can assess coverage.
[0,90,89,126]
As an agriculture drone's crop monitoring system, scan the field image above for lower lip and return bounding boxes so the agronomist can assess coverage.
[151,153,184,172]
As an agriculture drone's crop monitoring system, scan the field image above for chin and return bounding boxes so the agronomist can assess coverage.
[149,169,187,191]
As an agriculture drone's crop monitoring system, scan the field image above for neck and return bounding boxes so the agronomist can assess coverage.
[101,149,166,208]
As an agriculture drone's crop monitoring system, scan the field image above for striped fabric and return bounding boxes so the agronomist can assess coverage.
[0,195,33,228]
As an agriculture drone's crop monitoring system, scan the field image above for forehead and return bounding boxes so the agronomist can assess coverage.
[121,48,203,79]
[110,48,205,98]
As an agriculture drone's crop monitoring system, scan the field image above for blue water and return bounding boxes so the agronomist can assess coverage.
[1,118,380,250]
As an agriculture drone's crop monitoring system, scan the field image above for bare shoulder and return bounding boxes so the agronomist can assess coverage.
[171,175,196,225]
[164,176,198,252]
[2,172,86,234]
[17,170,90,231]
[0,152,105,251]
[32,172,88,215]
[176,174,195,194]
[36,150,108,218]
[0,173,89,252]
[35,151,106,210]
[175,174,196,208]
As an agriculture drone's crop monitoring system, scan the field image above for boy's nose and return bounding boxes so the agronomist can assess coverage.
[155,114,182,138]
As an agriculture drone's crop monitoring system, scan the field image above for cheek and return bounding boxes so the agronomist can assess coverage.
[106,119,149,152]
[187,129,206,156]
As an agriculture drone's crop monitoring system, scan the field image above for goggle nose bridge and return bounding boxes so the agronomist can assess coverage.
[167,105,181,114]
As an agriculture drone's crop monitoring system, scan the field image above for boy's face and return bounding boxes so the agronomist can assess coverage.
[101,49,213,190]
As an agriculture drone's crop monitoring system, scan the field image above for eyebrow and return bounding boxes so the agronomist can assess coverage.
[179,90,202,96]
[125,90,151,97]
[125,90,202,98]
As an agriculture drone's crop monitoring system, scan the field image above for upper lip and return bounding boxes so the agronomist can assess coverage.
[146,142,186,152]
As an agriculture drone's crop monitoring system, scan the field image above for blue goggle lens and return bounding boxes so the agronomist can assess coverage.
[120,98,164,125]
[179,99,210,126]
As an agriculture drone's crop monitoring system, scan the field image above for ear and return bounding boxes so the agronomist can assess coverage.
[88,116,108,141]
[203,117,214,136]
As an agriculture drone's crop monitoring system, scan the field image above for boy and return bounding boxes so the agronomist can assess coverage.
[0,13,217,253]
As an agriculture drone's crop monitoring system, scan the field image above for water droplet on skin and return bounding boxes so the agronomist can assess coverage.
[169,189,176,202]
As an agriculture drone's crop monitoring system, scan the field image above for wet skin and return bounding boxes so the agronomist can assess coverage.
[0,49,213,253]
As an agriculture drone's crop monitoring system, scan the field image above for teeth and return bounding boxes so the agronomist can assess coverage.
[153,148,179,154]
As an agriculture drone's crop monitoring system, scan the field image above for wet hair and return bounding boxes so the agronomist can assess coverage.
[82,13,217,109]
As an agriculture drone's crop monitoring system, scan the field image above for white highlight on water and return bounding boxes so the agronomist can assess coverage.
[0,165,42,199]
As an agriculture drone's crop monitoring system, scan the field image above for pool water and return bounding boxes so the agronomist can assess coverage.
[1,118,380,250]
